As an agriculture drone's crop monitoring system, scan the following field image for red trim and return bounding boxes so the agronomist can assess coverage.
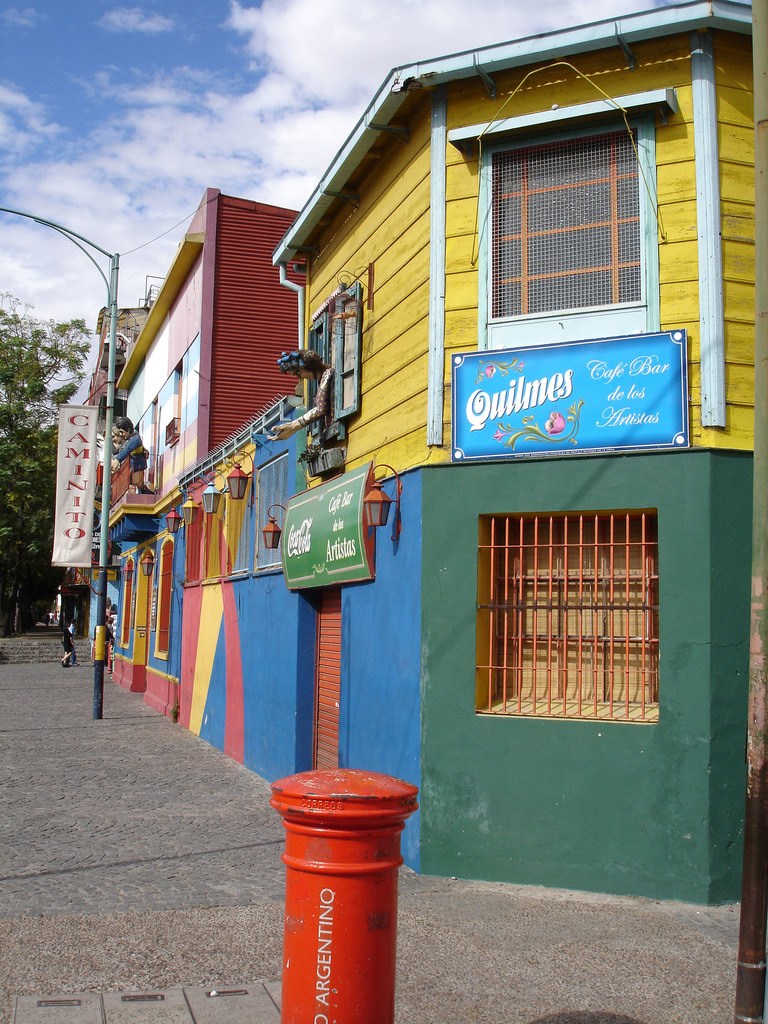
[144,670,177,718]
[112,656,147,693]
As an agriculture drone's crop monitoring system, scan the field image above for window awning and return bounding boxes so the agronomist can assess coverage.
[448,88,678,155]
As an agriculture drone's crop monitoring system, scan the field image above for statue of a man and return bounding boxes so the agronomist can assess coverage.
[111,416,150,493]
[269,350,334,441]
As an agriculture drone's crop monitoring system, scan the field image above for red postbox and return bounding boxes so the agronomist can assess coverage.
[270,768,419,1024]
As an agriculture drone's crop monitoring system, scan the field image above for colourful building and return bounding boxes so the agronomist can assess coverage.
[107,189,301,717]
[131,0,756,904]
[78,306,148,640]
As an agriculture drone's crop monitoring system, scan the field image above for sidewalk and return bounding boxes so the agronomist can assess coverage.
[0,661,740,1023]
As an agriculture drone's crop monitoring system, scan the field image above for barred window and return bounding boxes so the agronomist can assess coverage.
[491,129,642,320]
[476,512,659,723]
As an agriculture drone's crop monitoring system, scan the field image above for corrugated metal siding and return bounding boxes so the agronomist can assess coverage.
[209,195,301,448]
[314,588,342,770]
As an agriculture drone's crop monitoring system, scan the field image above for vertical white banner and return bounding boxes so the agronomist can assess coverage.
[52,405,99,567]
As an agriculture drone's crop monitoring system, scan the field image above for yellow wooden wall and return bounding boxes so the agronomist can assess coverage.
[305,28,755,476]
[307,100,436,474]
[711,32,755,447]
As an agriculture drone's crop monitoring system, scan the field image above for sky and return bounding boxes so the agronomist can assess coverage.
[0,0,674,378]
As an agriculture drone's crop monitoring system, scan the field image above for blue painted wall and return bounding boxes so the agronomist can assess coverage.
[175,460,423,870]
[237,571,316,781]
[339,469,422,867]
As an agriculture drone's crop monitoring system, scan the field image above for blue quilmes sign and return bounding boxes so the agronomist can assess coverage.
[451,330,689,462]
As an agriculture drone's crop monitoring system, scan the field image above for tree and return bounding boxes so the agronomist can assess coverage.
[0,294,90,635]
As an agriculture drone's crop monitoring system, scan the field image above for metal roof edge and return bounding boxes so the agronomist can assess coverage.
[118,234,205,390]
[272,0,752,264]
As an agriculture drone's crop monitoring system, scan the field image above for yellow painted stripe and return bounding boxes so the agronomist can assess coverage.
[188,585,224,735]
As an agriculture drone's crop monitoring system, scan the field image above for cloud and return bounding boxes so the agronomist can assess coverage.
[2,6,38,28]
[1,0,666,332]
[224,0,642,106]
[0,82,60,157]
[98,7,175,34]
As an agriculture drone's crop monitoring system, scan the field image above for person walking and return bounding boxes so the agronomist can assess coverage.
[105,613,115,674]
[67,622,77,666]
[60,627,73,668]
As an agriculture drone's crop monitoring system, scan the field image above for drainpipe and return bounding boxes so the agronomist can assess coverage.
[279,263,305,349]
[734,0,768,1020]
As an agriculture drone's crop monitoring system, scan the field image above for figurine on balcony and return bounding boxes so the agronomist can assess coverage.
[111,416,151,493]
[269,349,334,441]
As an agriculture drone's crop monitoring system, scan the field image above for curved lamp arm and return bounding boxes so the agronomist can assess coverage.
[263,503,287,550]
[226,450,256,504]
[363,464,403,541]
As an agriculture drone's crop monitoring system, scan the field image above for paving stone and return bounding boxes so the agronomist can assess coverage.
[261,981,281,1012]
[1,660,744,1024]
[102,990,191,1023]
[0,666,285,920]
[13,992,103,1023]
[184,984,279,1023]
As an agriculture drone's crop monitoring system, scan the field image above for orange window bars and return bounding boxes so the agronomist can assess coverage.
[491,129,641,319]
[476,512,659,723]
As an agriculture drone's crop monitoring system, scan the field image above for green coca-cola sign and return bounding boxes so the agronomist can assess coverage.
[282,462,376,589]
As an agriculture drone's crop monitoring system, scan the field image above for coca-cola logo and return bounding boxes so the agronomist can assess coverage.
[287,517,313,556]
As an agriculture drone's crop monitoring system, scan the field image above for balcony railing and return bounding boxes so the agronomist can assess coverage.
[109,453,158,507]
[110,460,132,505]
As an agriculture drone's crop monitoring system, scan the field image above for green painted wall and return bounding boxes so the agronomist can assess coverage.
[420,450,751,903]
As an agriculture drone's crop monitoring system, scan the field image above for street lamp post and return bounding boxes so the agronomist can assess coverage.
[0,206,119,721]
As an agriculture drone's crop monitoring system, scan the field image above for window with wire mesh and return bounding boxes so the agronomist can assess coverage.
[491,129,641,319]
[256,452,288,570]
[476,512,659,722]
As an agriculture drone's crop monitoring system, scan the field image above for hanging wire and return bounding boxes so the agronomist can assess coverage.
[121,193,209,257]
[120,210,197,257]
[470,59,668,268]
